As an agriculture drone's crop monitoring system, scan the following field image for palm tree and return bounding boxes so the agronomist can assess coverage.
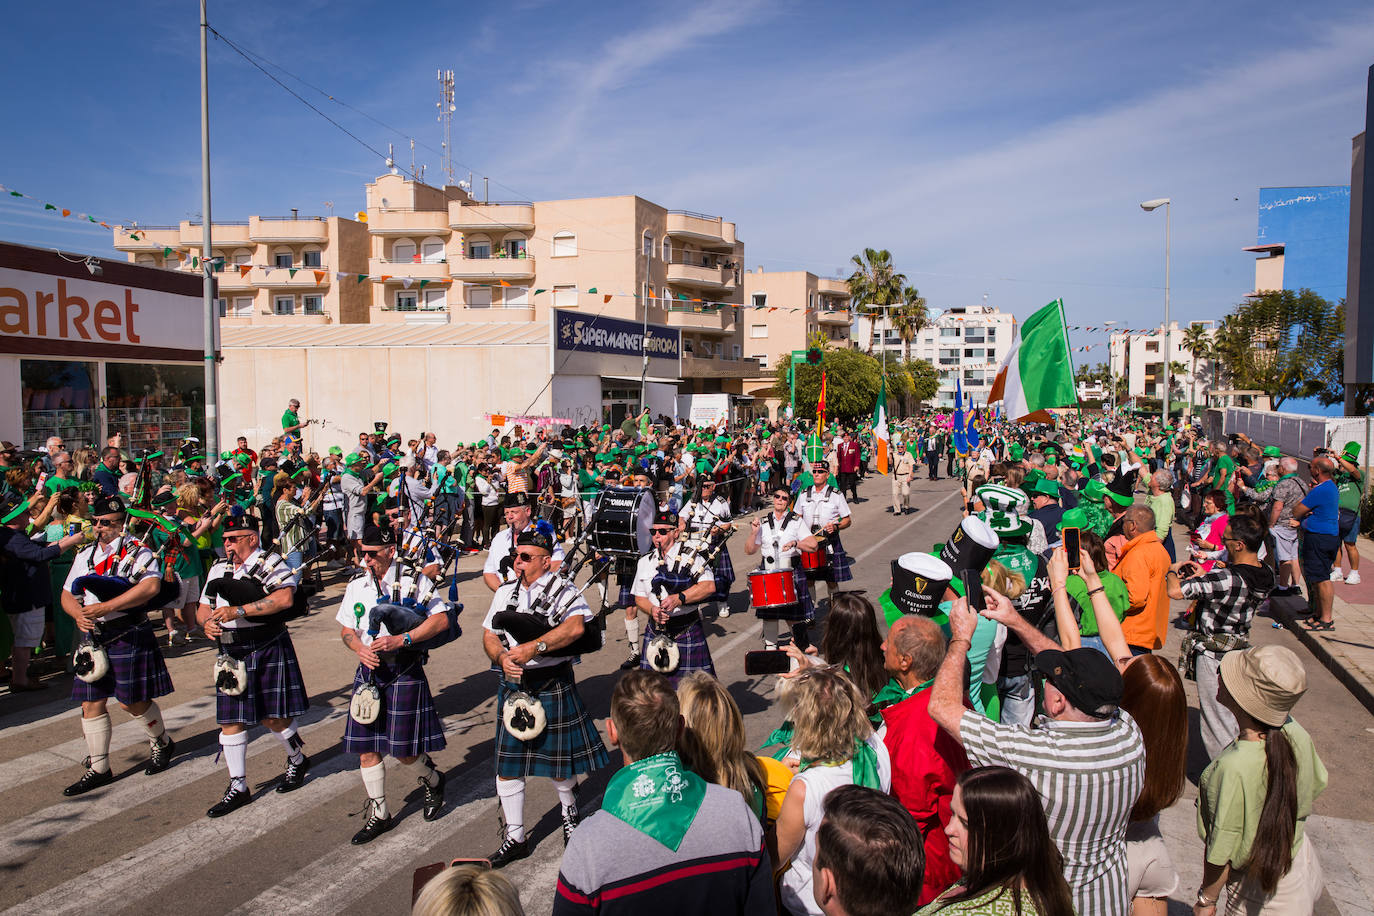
[891,285,928,363]
[1168,360,1188,411]
[846,248,907,354]
[1180,323,1210,413]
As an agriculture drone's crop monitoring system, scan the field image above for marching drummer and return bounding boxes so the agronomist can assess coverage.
[479,523,609,868]
[677,477,737,619]
[744,483,820,649]
[792,460,854,614]
[336,526,448,845]
[631,509,719,684]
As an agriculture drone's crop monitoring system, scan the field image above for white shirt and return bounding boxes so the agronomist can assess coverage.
[483,523,566,584]
[794,485,850,533]
[630,544,715,614]
[483,570,594,668]
[199,547,298,629]
[749,511,813,565]
[335,566,444,647]
[63,535,159,623]
[679,496,732,533]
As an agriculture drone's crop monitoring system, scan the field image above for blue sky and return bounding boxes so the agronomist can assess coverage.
[2,0,1370,395]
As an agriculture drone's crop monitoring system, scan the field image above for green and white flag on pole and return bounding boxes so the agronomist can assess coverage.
[988,299,1077,421]
[873,376,890,474]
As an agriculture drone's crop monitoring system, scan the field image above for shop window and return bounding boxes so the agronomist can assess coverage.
[104,362,204,456]
[21,359,96,448]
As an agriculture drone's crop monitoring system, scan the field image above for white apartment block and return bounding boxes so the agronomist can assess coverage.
[857,305,1016,408]
[1108,320,1215,405]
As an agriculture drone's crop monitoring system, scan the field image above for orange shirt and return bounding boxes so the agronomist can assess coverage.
[1114,530,1171,650]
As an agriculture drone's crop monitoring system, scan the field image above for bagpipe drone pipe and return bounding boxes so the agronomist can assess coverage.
[489,523,605,658]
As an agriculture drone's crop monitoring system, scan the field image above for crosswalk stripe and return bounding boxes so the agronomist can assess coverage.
[0,695,218,794]
[0,695,83,736]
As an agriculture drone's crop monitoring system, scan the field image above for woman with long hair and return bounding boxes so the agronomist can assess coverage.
[676,671,768,821]
[917,766,1075,916]
[1196,646,1327,915]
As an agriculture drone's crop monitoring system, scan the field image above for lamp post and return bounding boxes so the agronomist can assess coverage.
[1140,198,1170,429]
[1103,320,1118,412]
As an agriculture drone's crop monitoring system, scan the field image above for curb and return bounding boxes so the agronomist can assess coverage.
[1268,599,1374,718]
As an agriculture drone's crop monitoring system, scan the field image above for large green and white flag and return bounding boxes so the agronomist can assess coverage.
[988,299,1077,421]
[872,376,890,474]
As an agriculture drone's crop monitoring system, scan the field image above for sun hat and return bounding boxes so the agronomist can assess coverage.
[1220,645,1308,728]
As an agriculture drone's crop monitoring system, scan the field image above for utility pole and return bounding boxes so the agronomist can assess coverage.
[200,0,219,462]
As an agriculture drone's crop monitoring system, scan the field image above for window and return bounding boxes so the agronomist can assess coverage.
[505,287,529,307]
[551,231,576,257]
[751,354,768,365]
[421,239,445,263]
[662,238,671,261]
[273,295,295,315]
[233,249,252,266]
[393,240,417,262]
[504,237,527,258]
[466,286,492,308]
[732,344,742,359]
[302,295,323,315]
[216,297,228,317]
[423,288,447,311]
[302,249,322,268]
[986,328,997,341]
[642,230,653,257]
[554,285,578,308]
[396,291,418,312]
[940,327,960,337]
[752,293,766,308]
[964,348,985,359]
[232,296,252,317]
[466,239,491,260]
[274,252,293,269]
[1145,340,1159,352]
[750,324,768,338]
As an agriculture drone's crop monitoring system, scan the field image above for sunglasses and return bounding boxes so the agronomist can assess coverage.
[93,518,120,527]
[223,533,252,542]
[651,527,676,535]
[515,551,543,562]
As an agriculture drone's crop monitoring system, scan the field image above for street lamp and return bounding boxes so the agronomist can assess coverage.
[1140,198,1171,429]
[1102,320,1118,412]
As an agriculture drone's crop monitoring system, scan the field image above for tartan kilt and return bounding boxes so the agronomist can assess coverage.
[640,616,715,686]
[801,533,854,583]
[215,628,310,725]
[495,666,609,780]
[753,566,813,622]
[72,620,173,706]
[711,547,736,602]
[343,659,446,758]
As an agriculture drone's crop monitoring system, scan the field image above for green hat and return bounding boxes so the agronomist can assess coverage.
[1342,441,1361,462]
[1008,443,1024,461]
[1262,445,1281,458]
[220,451,232,460]
[602,424,611,431]
[381,462,398,477]
[345,452,364,466]
[233,453,251,467]
[1023,468,1045,485]
[1058,507,1088,531]
[984,511,1033,537]
[1031,478,1061,499]
[328,446,343,456]
[1083,479,1107,502]
[977,483,1030,514]
[1104,484,1135,508]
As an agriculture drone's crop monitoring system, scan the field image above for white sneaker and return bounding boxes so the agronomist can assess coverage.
[1344,571,1361,585]
[1330,569,1345,582]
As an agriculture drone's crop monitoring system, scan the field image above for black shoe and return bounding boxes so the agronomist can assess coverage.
[144,736,175,775]
[562,804,580,846]
[207,783,253,818]
[63,760,113,796]
[276,754,310,793]
[885,506,894,513]
[620,652,641,670]
[488,834,530,868]
[350,800,394,845]
[421,770,446,821]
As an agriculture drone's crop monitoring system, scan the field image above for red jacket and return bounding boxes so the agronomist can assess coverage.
[837,440,860,474]
[881,687,970,906]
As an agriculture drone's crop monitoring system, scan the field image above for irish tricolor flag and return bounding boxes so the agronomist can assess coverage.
[988,299,1078,422]
[873,376,890,475]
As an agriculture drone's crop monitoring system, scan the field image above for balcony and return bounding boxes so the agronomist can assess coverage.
[448,254,535,281]
[179,221,251,247]
[817,308,851,325]
[248,265,332,288]
[112,227,179,252]
[248,216,329,243]
[213,268,253,291]
[255,310,331,325]
[449,202,535,232]
[682,354,753,380]
[816,277,849,298]
[367,208,452,237]
[368,258,451,282]
[666,303,734,333]
[666,210,734,246]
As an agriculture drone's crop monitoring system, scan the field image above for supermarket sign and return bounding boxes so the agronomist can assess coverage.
[0,242,206,361]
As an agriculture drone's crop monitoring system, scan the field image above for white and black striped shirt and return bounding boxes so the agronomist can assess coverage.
[959,708,1145,916]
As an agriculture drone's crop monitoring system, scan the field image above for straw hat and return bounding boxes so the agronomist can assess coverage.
[1220,645,1308,728]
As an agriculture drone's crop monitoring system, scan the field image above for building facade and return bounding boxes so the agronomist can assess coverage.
[739,269,853,416]
[1108,320,1214,408]
[856,304,1016,408]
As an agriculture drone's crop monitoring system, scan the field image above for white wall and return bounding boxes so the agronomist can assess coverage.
[551,375,602,429]
[646,381,678,421]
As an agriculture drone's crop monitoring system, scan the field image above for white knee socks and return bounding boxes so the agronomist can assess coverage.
[82,713,112,773]
[360,761,388,818]
[625,616,641,651]
[496,777,526,841]
[552,777,577,814]
[132,702,167,744]
[403,754,439,788]
[220,731,249,792]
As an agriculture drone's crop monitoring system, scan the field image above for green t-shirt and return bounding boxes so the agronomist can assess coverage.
[1215,455,1236,511]
[1336,469,1365,512]
[44,475,83,495]
[147,520,203,580]
[282,408,299,432]
[577,468,602,500]
[1198,719,1327,868]
[1065,571,1129,636]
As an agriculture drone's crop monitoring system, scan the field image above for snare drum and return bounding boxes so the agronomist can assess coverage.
[799,547,828,571]
[749,569,798,609]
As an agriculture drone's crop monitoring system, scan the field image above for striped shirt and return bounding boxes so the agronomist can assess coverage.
[959,709,1145,916]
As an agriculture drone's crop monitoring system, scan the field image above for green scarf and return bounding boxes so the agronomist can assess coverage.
[801,739,882,790]
[600,752,706,851]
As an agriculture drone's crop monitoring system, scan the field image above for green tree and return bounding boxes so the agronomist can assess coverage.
[1180,323,1211,409]
[903,358,940,404]
[1213,289,1342,409]
[773,348,891,421]
[891,286,928,362]
[846,248,906,354]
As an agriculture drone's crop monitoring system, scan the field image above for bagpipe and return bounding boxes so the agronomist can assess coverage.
[363,566,462,653]
[645,528,736,675]
[490,520,607,659]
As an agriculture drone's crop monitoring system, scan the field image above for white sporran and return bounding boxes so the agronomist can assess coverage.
[647,633,681,674]
[350,682,383,724]
[72,641,110,684]
[213,652,248,696]
[502,690,547,741]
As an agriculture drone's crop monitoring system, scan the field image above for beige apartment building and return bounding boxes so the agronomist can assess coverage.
[111,172,750,444]
[112,214,371,325]
[739,269,853,416]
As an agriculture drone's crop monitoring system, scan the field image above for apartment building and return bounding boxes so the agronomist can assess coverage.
[112,214,371,325]
[855,304,1015,408]
[1108,320,1215,407]
[739,269,853,416]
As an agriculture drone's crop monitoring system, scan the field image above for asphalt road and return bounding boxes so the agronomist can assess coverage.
[2,473,1372,916]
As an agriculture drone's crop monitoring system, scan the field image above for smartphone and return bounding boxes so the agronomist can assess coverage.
[961,569,985,612]
[745,649,792,676]
[1063,527,1081,571]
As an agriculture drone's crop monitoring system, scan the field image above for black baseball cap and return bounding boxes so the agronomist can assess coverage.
[1033,648,1124,718]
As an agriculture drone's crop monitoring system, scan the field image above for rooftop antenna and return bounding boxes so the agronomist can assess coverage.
[437,69,456,185]
[386,143,397,176]
[409,138,417,180]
